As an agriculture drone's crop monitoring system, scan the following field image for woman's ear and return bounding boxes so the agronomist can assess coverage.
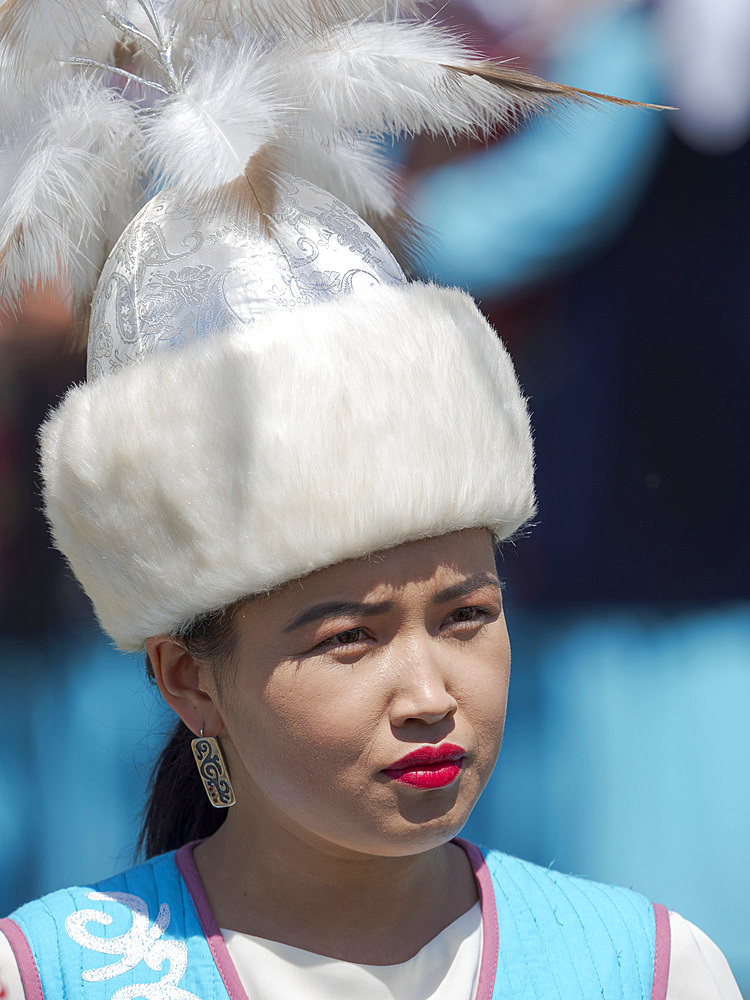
[145,636,225,738]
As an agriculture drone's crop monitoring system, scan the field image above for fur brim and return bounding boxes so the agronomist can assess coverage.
[40,282,535,650]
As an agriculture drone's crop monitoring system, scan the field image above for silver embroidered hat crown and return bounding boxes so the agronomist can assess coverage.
[0,1,657,649]
[86,173,406,381]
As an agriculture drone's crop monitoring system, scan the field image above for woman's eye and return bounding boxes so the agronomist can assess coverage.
[316,627,368,649]
[446,606,488,626]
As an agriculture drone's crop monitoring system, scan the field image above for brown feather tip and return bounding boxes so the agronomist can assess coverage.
[365,204,428,279]
[0,223,23,288]
[179,144,281,234]
[112,38,139,70]
[0,0,28,42]
[450,62,676,113]
[69,293,92,354]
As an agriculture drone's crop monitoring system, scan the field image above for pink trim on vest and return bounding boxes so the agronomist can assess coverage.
[0,919,44,1000]
[177,838,497,1000]
[454,839,499,1000]
[175,842,250,1000]
[651,903,671,1000]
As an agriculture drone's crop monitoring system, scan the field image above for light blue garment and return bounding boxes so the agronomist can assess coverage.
[484,850,657,1000]
[3,844,659,999]
[410,5,669,297]
[4,849,227,1000]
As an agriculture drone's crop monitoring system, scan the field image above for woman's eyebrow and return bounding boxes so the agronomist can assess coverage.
[283,600,394,633]
[431,572,501,605]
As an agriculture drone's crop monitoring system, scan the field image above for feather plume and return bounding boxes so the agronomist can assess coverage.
[0,1,167,131]
[279,133,422,272]
[367,203,424,276]
[281,20,671,142]
[0,126,22,212]
[0,77,141,309]
[0,0,115,79]
[281,134,398,219]
[141,41,287,222]
[0,0,672,321]
[448,61,673,113]
[0,42,34,130]
[172,0,422,40]
[201,143,283,228]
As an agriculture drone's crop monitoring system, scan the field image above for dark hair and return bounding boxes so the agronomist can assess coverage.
[137,604,240,860]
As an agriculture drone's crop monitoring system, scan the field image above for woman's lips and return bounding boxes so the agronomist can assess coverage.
[382,743,466,789]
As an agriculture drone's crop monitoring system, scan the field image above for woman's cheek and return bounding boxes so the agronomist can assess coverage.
[461,672,509,765]
[256,672,378,768]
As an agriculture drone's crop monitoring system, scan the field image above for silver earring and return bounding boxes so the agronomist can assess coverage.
[191,727,236,808]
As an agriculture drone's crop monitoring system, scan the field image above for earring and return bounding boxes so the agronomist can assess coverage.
[191,728,236,808]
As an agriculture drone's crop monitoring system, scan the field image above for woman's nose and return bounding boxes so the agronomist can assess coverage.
[388,643,458,727]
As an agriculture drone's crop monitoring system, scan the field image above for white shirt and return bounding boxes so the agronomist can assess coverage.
[0,908,742,1000]
[222,902,482,1000]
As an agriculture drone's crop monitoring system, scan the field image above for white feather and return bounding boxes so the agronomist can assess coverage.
[142,41,286,194]
[281,134,397,219]
[0,77,141,306]
[170,0,422,40]
[0,1,170,131]
[280,20,553,140]
[0,0,115,78]
[0,42,39,131]
[0,122,24,211]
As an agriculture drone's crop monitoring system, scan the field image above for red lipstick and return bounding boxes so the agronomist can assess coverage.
[383,743,465,789]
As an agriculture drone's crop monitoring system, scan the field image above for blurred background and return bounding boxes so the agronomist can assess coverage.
[1,0,748,991]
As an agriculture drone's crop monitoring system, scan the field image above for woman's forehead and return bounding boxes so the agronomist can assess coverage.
[241,530,497,624]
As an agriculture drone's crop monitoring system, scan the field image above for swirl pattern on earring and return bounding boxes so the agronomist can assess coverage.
[191,734,236,808]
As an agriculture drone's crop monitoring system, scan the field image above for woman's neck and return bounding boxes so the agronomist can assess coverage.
[192,812,478,965]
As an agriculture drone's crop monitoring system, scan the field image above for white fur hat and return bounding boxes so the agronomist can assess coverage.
[2,2,656,651]
[4,0,640,650]
[40,268,535,650]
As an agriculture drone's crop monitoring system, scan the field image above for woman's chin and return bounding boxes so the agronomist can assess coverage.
[330,799,476,859]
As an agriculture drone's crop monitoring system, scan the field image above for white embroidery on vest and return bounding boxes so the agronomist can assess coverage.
[65,891,202,999]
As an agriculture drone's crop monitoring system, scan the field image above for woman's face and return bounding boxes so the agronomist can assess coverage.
[209,528,511,858]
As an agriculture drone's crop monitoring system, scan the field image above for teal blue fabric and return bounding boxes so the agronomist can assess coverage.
[8,847,657,999]
[483,849,655,1000]
[8,850,230,1000]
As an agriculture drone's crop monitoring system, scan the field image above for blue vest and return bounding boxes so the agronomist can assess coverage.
[1,841,669,999]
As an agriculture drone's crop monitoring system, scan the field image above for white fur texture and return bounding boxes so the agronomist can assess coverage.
[40,283,535,651]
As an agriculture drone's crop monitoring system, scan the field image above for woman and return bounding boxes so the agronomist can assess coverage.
[0,530,743,997]
[0,0,741,996]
